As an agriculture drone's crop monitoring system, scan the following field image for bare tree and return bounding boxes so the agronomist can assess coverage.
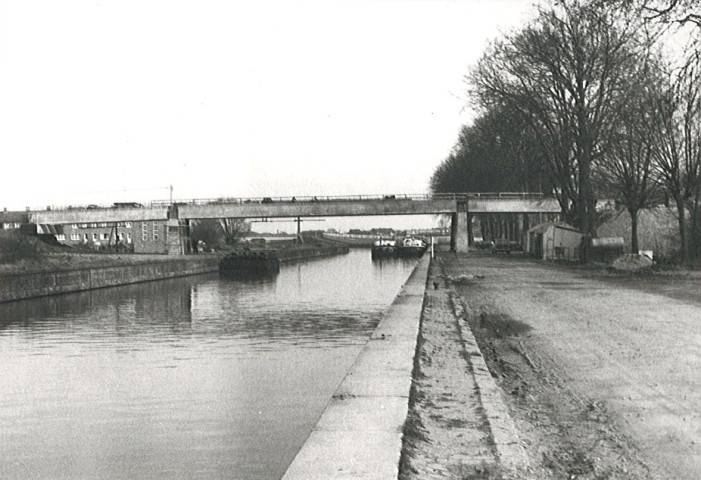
[609,0,701,27]
[649,58,701,262]
[219,218,251,245]
[470,1,650,260]
[597,62,663,253]
[189,219,223,252]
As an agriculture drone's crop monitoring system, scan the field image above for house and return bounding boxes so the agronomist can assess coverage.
[526,222,583,261]
[0,209,29,232]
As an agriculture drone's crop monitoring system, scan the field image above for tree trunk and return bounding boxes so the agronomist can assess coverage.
[629,208,639,254]
[691,191,700,261]
[676,197,688,263]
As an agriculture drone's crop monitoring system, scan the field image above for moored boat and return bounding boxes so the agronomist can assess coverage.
[219,250,280,276]
[396,237,427,257]
[371,238,397,259]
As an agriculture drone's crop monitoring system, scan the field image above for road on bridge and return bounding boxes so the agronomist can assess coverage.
[435,252,701,479]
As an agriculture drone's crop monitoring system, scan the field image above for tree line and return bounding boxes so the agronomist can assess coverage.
[431,0,700,263]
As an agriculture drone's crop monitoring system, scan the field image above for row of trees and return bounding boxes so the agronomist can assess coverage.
[431,0,701,262]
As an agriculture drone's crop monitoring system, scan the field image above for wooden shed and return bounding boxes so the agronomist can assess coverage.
[526,222,583,261]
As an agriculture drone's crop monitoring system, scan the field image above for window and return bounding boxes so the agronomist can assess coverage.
[127,233,132,243]
[142,223,148,241]
[92,233,98,241]
[80,223,88,229]
[71,233,80,241]
[100,223,107,228]
[101,233,109,240]
[71,224,78,229]
[56,234,66,241]
[83,234,88,242]
[153,222,158,240]
[125,222,132,228]
[90,223,97,228]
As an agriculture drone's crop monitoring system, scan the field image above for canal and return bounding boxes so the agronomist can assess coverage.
[0,249,420,480]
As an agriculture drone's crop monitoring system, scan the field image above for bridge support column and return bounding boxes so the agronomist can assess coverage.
[450,211,469,253]
[166,219,190,255]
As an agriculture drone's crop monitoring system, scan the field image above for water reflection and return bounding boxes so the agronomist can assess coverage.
[1,277,196,333]
[0,249,418,480]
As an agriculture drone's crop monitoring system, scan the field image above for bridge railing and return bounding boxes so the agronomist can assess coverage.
[150,192,546,207]
[31,192,548,213]
[152,193,439,206]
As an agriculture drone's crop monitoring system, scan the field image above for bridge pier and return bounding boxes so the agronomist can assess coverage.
[166,219,191,255]
[450,211,469,253]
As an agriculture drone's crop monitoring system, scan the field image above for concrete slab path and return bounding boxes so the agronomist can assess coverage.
[281,255,430,480]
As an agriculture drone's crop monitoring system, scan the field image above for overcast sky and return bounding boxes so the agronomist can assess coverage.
[0,0,537,214]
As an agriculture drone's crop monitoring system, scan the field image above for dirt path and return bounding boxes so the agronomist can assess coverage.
[438,251,701,479]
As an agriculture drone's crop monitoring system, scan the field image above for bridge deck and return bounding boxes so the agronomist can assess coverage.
[29,194,560,225]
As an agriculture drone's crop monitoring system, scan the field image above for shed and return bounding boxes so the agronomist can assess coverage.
[526,222,583,261]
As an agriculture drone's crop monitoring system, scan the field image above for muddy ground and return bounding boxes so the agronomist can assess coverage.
[433,251,701,479]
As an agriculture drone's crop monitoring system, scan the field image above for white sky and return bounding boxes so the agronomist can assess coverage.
[0,0,536,230]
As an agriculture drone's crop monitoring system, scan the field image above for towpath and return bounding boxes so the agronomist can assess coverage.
[402,251,701,480]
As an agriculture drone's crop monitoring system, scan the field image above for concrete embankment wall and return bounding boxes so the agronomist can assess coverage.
[0,258,220,303]
[0,246,351,303]
[282,254,430,480]
[322,233,376,247]
[277,244,350,262]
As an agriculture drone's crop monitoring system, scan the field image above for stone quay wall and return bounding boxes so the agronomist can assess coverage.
[0,258,220,303]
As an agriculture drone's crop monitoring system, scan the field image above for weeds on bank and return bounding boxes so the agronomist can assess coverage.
[458,461,505,480]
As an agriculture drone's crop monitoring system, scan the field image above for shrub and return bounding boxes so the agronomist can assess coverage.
[0,234,40,263]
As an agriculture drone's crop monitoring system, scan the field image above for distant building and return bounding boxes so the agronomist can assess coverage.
[0,210,29,231]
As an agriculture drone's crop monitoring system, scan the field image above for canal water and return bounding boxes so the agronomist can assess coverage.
[0,250,419,480]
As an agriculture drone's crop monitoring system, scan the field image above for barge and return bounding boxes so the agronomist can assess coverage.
[371,238,397,259]
[396,237,428,257]
[219,250,280,276]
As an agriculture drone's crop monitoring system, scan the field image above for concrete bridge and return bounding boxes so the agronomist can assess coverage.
[29,193,561,252]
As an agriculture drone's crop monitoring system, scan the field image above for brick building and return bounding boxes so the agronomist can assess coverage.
[58,219,190,254]
[59,220,173,253]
